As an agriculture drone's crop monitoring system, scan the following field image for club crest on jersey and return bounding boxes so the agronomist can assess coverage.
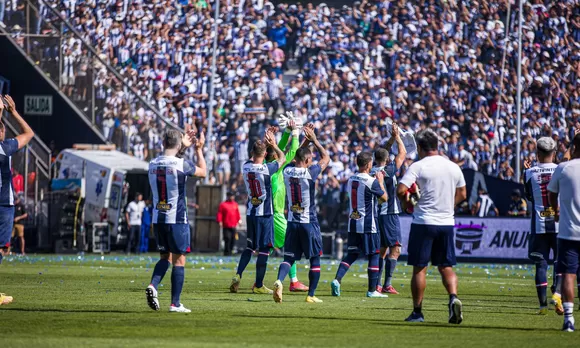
[290,203,304,214]
[350,210,362,220]
[250,196,263,206]
[156,201,172,211]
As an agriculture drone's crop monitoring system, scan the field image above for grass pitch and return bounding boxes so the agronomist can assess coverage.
[1,254,578,347]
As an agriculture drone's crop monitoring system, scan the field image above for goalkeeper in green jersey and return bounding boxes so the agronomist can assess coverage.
[265,119,309,292]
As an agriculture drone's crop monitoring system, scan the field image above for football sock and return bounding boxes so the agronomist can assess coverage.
[335,252,358,282]
[377,257,384,287]
[308,256,321,297]
[236,248,253,277]
[535,261,548,307]
[552,261,562,294]
[384,258,397,287]
[414,305,422,314]
[0,252,3,264]
[289,263,298,282]
[449,293,458,303]
[255,249,269,288]
[277,259,293,282]
[367,253,380,292]
[150,259,171,289]
[564,302,575,325]
[170,266,185,307]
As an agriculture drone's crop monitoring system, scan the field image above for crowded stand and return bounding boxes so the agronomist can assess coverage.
[3,0,580,201]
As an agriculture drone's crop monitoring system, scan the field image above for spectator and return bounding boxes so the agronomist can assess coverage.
[472,189,499,217]
[507,189,528,217]
[216,192,241,256]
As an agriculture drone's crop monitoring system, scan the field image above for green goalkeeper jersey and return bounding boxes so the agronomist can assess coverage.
[270,129,299,214]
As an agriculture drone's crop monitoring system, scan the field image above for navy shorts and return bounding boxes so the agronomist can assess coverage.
[378,214,402,248]
[154,223,191,255]
[407,223,456,267]
[0,205,14,249]
[557,239,580,275]
[284,221,322,260]
[246,215,274,251]
[347,232,380,256]
[528,233,558,261]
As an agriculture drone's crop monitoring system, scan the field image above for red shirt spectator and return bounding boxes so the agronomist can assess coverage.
[217,195,241,229]
[12,169,24,195]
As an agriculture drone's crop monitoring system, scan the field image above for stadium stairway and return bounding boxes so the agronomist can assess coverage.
[0,0,182,153]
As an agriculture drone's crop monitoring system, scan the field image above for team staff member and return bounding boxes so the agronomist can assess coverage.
[0,95,35,306]
[397,129,467,324]
[548,133,580,332]
[217,192,241,256]
[12,196,27,255]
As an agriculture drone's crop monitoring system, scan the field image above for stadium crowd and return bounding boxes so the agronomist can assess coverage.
[3,0,580,199]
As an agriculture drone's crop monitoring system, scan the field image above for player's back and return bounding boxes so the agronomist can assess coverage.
[283,163,321,223]
[401,155,464,225]
[148,155,194,224]
[524,163,558,234]
[242,161,279,216]
[371,162,401,215]
[0,138,19,206]
[347,172,382,233]
[549,159,580,241]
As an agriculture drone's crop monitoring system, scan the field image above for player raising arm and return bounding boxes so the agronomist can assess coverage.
[230,127,285,295]
[373,122,406,295]
[0,95,35,306]
[331,152,389,299]
[266,118,309,291]
[145,129,206,313]
[272,124,329,303]
[396,129,466,324]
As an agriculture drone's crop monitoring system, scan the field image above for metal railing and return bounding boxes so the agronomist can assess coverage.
[1,0,183,148]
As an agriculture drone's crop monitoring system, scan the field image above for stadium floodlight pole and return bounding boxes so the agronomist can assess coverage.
[515,0,523,183]
[205,0,220,184]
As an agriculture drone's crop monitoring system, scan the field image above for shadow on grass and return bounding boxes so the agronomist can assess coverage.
[241,314,557,332]
[0,307,139,314]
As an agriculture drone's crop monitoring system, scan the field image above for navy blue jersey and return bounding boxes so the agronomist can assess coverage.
[371,162,401,215]
[0,138,19,206]
[283,163,322,223]
[243,161,279,216]
[148,155,197,224]
[347,172,384,233]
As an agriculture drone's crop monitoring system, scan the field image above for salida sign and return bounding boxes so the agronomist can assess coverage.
[399,217,533,260]
[24,95,53,116]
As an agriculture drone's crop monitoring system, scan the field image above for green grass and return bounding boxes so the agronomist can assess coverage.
[1,254,578,347]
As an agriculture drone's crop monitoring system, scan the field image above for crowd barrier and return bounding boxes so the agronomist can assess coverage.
[399,216,537,261]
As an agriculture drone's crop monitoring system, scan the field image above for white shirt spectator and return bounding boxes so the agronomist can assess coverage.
[126,200,145,226]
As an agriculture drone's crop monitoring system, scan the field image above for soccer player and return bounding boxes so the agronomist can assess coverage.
[373,123,407,294]
[266,119,308,291]
[396,129,466,324]
[230,129,285,294]
[331,152,389,298]
[523,137,561,315]
[272,124,329,303]
[547,132,580,332]
[145,128,206,313]
[0,95,35,306]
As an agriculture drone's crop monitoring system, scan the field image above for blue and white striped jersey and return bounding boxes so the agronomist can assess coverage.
[524,163,558,234]
[0,138,19,206]
[283,163,322,223]
[243,161,279,216]
[347,173,385,234]
[149,155,197,224]
[371,162,401,215]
